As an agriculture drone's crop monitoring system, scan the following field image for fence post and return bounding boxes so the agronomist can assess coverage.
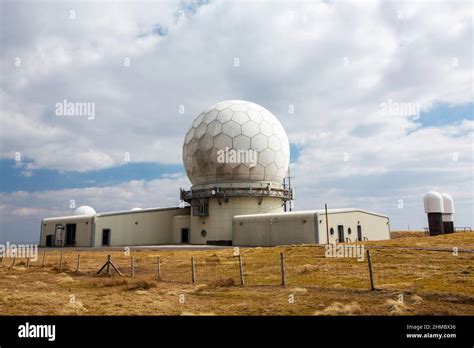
[366,250,375,291]
[11,255,16,268]
[76,254,81,272]
[130,256,135,277]
[41,251,46,267]
[191,257,196,284]
[106,255,111,275]
[157,257,161,280]
[238,254,244,286]
[26,257,30,268]
[59,253,63,270]
[280,252,286,287]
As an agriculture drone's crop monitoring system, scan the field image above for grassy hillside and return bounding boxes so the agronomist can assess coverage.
[0,232,472,315]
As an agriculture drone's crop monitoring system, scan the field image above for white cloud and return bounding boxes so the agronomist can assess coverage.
[0,0,472,235]
[0,175,190,243]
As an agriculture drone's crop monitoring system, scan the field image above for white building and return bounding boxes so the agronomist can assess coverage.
[39,100,390,247]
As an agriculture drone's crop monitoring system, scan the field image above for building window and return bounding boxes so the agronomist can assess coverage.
[201,229,207,238]
[330,228,334,235]
[348,228,352,235]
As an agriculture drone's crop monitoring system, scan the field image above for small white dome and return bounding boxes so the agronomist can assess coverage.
[440,193,454,214]
[423,191,444,213]
[130,208,142,211]
[74,206,96,215]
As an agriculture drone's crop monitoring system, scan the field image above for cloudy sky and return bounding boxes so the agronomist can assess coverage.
[0,0,472,243]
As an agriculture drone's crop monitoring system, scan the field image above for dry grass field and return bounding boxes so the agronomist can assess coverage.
[0,232,473,316]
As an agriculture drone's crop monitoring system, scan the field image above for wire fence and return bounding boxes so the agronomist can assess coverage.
[0,246,472,294]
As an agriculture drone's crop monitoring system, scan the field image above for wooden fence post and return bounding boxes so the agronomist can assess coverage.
[238,254,244,286]
[97,255,122,276]
[191,257,196,284]
[76,254,81,272]
[366,250,375,291]
[26,257,30,268]
[59,253,63,270]
[280,252,286,286]
[130,256,135,277]
[157,257,161,280]
[41,251,46,267]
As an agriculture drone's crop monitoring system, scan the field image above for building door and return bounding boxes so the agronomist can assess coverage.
[357,225,362,241]
[337,225,344,242]
[181,228,189,243]
[65,224,76,246]
[102,229,110,246]
[55,224,64,246]
[46,235,53,247]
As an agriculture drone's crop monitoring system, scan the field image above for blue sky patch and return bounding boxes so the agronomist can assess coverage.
[0,159,184,193]
[418,102,473,128]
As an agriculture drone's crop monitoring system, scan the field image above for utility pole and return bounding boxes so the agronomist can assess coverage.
[284,167,294,212]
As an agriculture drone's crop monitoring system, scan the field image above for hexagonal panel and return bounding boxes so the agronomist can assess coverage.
[207,148,220,165]
[260,121,273,137]
[232,111,249,124]
[275,166,287,182]
[199,134,213,151]
[185,155,193,172]
[268,134,281,151]
[192,113,205,128]
[242,120,260,137]
[261,109,275,124]
[222,120,241,138]
[251,134,268,152]
[217,109,233,123]
[216,163,232,181]
[185,128,195,144]
[233,135,251,150]
[213,133,232,150]
[215,101,232,111]
[249,163,265,181]
[259,148,275,167]
[187,138,198,155]
[273,150,286,168]
[247,109,263,123]
[233,164,250,180]
[207,120,222,136]
[203,110,219,124]
[230,103,249,112]
[195,122,208,139]
[265,162,278,180]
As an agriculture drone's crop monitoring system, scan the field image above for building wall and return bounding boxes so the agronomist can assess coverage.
[172,215,191,243]
[40,216,94,247]
[233,211,318,246]
[317,211,390,244]
[94,207,190,247]
[190,196,284,244]
[233,210,390,246]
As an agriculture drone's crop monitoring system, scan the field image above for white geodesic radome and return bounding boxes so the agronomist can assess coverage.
[73,206,96,215]
[183,100,290,185]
